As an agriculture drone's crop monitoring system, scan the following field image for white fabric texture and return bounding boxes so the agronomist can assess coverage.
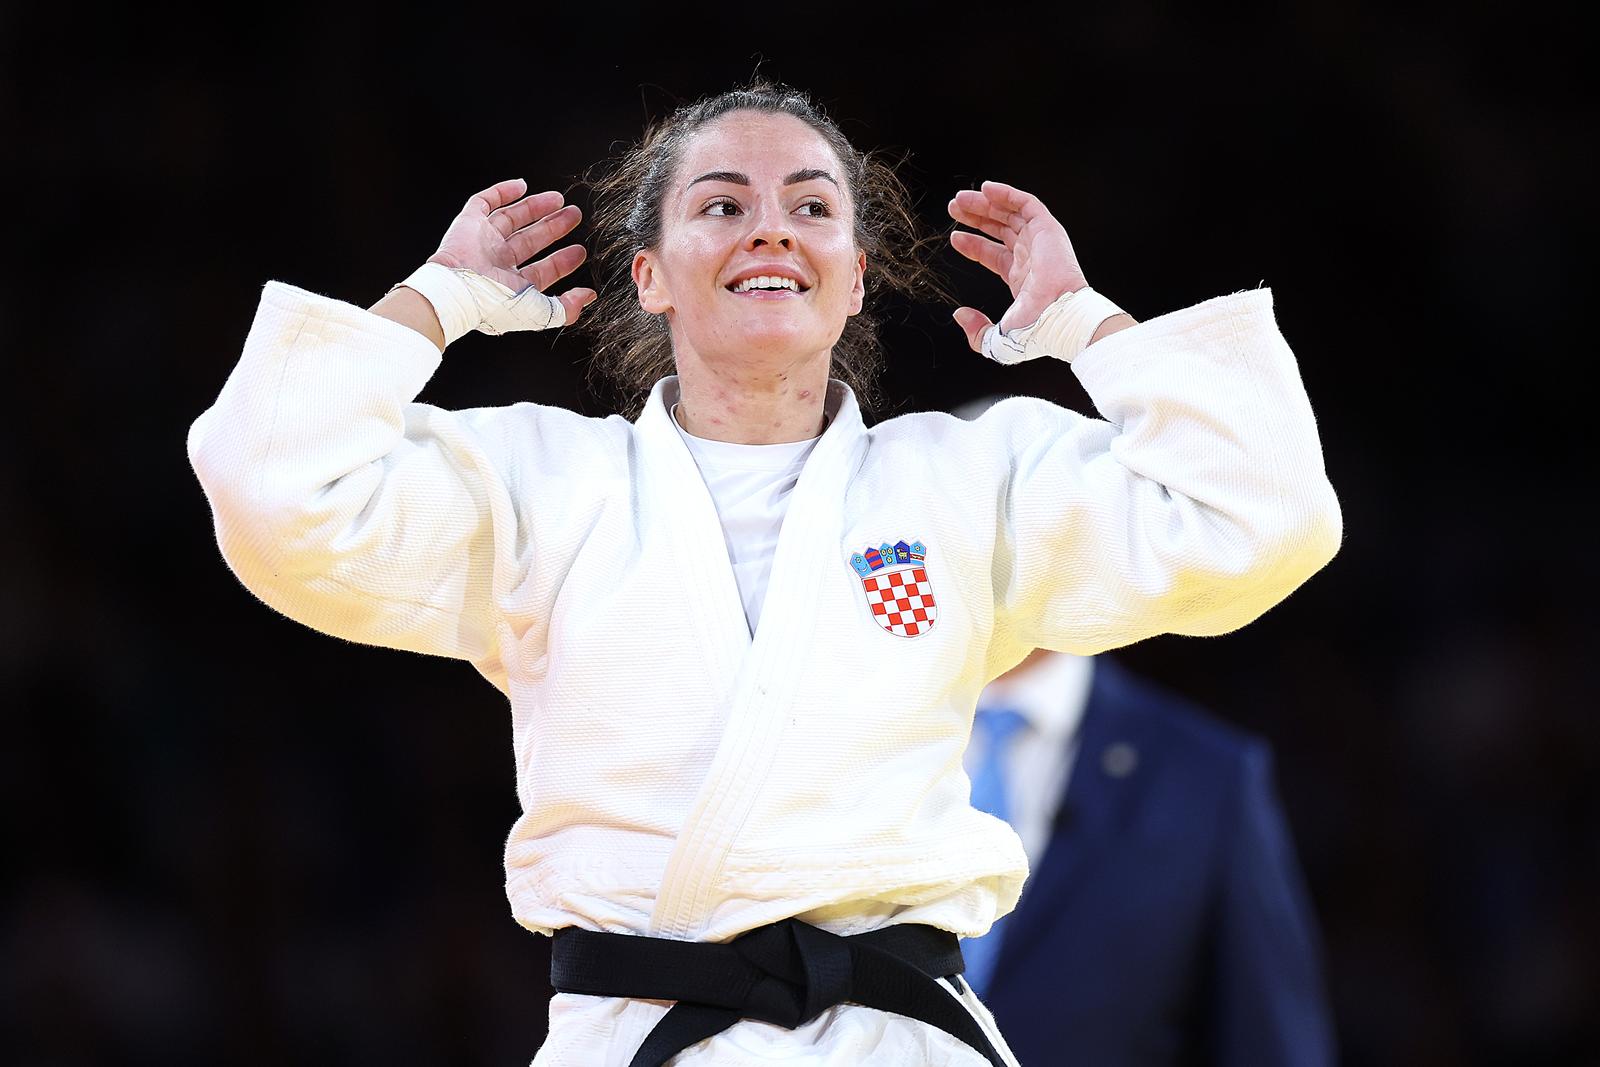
[187,280,1341,1065]
[980,285,1125,365]
[391,261,566,345]
[670,406,821,637]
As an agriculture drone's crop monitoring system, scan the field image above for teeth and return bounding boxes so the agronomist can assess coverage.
[734,275,801,293]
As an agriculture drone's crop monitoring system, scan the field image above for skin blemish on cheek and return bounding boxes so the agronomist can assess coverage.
[798,389,812,400]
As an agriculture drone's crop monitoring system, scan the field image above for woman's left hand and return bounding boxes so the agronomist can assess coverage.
[947,181,1088,353]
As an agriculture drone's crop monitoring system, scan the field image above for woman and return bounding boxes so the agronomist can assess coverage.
[188,82,1341,1066]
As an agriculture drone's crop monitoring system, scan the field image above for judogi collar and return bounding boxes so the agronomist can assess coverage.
[630,375,872,941]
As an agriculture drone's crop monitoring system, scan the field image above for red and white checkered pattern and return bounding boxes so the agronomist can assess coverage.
[861,567,939,637]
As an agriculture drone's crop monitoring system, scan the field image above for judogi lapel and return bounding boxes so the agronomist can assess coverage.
[636,376,868,940]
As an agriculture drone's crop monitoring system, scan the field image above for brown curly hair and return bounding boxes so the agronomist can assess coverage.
[577,79,950,419]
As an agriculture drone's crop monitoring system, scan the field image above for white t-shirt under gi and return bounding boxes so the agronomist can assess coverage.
[670,404,821,638]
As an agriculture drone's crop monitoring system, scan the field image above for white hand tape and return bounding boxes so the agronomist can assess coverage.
[390,262,566,347]
[979,286,1126,365]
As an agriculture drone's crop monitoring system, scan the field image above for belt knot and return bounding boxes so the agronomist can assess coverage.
[730,918,855,1027]
[548,917,1005,1067]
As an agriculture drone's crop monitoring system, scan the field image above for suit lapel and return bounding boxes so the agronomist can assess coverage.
[995,660,1147,969]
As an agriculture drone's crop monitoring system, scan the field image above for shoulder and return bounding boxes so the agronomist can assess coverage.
[871,395,1081,437]
[446,400,635,480]
[865,396,1096,459]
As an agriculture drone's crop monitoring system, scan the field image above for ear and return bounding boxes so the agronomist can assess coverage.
[847,249,867,316]
[632,250,672,315]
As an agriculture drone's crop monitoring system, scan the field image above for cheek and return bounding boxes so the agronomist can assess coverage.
[659,229,729,284]
[822,242,864,301]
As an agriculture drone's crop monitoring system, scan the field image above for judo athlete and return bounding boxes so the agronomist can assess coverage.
[188,82,1342,1066]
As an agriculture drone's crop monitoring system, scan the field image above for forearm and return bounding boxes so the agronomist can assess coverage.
[369,284,447,352]
[189,281,500,659]
[191,282,445,550]
[1072,290,1341,626]
[1089,311,1137,346]
[1006,289,1341,650]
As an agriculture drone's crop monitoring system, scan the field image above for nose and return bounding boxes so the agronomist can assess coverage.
[743,199,795,251]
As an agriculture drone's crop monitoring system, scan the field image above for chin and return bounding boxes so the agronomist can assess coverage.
[728,318,834,358]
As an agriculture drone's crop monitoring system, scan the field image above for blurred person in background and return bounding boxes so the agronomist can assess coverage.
[966,649,1336,1066]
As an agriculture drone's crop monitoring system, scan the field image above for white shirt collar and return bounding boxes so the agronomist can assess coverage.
[671,402,821,472]
[976,651,1094,748]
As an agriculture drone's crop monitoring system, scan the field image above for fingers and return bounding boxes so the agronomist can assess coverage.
[951,306,993,354]
[519,243,588,294]
[948,190,1019,242]
[506,204,583,265]
[998,287,1052,334]
[947,181,1067,358]
[949,230,1010,278]
[466,177,532,217]
[488,189,566,236]
[947,181,1054,237]
[558,287,599,325]
[976,179,1050,222]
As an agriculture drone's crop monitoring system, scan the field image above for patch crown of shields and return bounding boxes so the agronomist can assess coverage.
[847,538,938,638]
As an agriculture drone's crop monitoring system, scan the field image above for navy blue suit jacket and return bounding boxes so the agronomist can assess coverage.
[985,657,1336,1066]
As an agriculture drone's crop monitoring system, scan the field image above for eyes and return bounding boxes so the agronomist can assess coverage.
[702,197,832,219]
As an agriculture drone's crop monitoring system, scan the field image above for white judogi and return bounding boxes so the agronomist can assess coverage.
[187,281,1342,1065]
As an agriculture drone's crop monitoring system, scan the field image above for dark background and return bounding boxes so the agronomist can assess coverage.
[3,4,1592,1065]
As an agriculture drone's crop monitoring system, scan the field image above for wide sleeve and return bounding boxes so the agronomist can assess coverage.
[186,280,522,667]
[988,287,1343,653]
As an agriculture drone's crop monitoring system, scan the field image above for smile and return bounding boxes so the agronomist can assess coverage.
[727,274,810,294]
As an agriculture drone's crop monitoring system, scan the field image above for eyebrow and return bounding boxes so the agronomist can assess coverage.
[686,168,840,190]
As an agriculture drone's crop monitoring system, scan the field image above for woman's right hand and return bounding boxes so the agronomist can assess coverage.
[428,177,597,325]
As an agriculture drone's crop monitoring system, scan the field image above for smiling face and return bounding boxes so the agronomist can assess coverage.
[631,110,867,379]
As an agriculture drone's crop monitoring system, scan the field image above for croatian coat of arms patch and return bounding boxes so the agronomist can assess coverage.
[848,539,938,638]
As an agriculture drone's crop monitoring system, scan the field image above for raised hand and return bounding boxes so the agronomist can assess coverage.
[947,181,1088,354]
[429,177,597,325]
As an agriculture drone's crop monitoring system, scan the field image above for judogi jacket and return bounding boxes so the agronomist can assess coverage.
[187,281,1342,1064]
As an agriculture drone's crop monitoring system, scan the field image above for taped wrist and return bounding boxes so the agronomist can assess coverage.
[980,286,1126,365]
[390,262,566,346]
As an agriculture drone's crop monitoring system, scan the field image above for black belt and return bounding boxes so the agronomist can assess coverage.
[550,918,1007,1067]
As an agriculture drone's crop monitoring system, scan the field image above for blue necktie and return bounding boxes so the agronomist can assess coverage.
[963,705,1028,998]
